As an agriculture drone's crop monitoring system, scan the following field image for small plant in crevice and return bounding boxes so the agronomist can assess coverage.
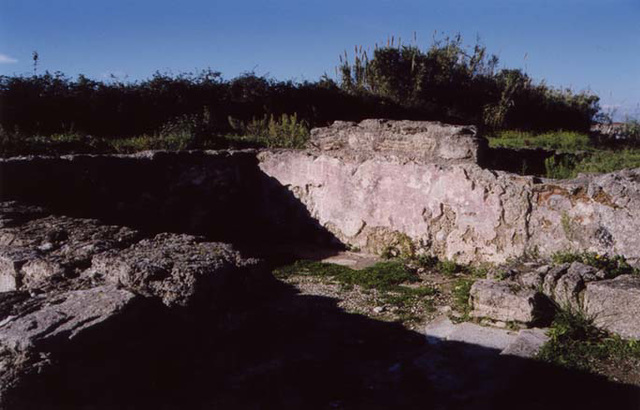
[451,277,475,321]
[551,251,639,279]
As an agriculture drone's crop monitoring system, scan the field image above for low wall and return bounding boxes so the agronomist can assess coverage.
[0,150,336,248]
[259,120,640,265]
[1,120,639,266]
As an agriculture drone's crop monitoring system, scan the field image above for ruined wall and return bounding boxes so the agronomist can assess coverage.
[259,120,640,265]
[0,150,335,248]
[1,120,639,266]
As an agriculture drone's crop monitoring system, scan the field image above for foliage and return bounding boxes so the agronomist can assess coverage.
[409,254,488,278]
[0,70,406,141]
[273,260,417,291]
[551,251,639,278]
[545,156,579,179]
[538,308,640,373]
[452,278,475,319]
[487,129,640,179]
[228,113,309,148]
[0,35,603,148]
[273,259,438,323]
[338,34,600,132]
[488,130,591,151]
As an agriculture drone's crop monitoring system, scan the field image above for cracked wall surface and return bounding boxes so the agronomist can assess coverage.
[259,120,640,265]
[1,120,639,266]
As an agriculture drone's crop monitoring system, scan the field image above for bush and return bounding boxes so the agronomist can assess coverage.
[338,34,600,132]
[229,113,309,148]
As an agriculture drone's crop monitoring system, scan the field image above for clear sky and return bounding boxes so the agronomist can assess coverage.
[1,0,639,119]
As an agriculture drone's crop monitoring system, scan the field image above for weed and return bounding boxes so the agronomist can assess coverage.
[538,308,640,374]
[488,130,590,152]
[551,251,639,278]
[273,259,438,325]
[452,278,475,320]
[228,113,309,149]
[273,260,417,291]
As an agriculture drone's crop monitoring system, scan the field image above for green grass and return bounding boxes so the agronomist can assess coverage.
[538,308,640,374]
[273,260,418,291]
[551,251,639,279]
[273,259,438,324]
[488,130,591,152]
[574,149,640,174]
[489,130,640,179]
[452,277,475,320]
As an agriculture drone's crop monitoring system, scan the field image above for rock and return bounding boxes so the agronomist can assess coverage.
[517,265,550,290]
[309,119,484,165]
[501,328,550,358]
[470,279,553,325]
[542,264,570,298]
[446,322,518,351]
[424,316,458,345]
[0,248,39,292]
[584,275,640,339]
[553,262,598,310]
[0,208,142,293]
[89,233,263,308]
[0,286,143,406]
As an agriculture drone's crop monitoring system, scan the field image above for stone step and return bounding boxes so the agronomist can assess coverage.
[424,316,549,358]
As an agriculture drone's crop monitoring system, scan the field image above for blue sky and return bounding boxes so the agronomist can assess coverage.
[1,0,639,119]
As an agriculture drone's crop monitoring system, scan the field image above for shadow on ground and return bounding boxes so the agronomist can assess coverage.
[19,277,639,410]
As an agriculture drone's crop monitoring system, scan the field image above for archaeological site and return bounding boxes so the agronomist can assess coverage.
[1,120,640,409]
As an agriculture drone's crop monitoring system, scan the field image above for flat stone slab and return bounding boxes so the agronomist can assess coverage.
[320,252,380,270]
[584,274,640,339]
[447,322,518,351]
[470,279,552,325]
[501,328,549,358]
[424,316,458,345]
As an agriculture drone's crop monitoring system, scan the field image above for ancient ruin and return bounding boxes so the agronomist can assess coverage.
[0,120,639,408]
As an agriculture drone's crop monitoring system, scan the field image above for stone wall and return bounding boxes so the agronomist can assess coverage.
[1,120,639,266]
[0,150,335,248]
[259,120,640,265]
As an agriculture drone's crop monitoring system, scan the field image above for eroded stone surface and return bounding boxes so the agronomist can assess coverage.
[0,213,142,292]
[90,233,262,308]
[469,279,552,325]
[501,328,550,358]
[0,285,142,406]
[584,275,640,339]
[309,119,485,164]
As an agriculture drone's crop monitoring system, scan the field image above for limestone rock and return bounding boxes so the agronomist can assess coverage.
[0,286,142,406]
[446,322,518,351]
[584,275,640,339]
[309,119,484,164]
[0,209,142,293]
[90,233,263,308]
[516,265,550,290]
[542,264,570,298]
[470,279,553,325]
[553,262,598,310]
[500,328,550,358]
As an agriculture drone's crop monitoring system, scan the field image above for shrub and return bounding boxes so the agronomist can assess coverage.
[229,113,309,148]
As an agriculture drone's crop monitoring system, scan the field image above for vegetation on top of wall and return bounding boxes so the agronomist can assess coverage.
[0,33,606,157]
